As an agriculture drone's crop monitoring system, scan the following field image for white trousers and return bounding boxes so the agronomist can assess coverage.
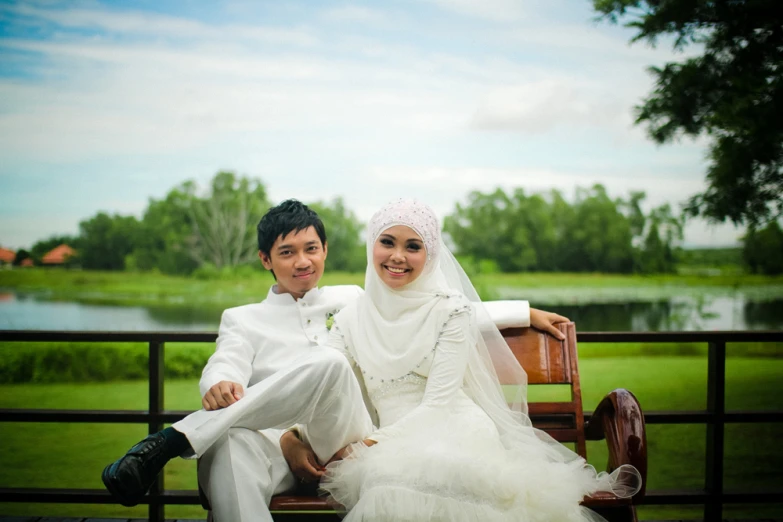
[173,349,374,522]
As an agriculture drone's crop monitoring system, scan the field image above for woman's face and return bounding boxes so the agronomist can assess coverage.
[372,225,427,289]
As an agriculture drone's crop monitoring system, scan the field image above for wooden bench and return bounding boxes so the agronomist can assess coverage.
[202,322,648,522]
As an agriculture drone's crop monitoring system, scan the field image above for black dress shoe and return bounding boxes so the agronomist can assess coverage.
[102,432,170,506]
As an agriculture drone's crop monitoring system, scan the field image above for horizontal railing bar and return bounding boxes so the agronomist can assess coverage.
[577,331,783,343]
[591,410,783,424]
[2,329,782,344]
[0,409,192,423]
[0,330,217,342]
[3,408,781,424]
[2,487,780,506]
[0,487,200,504]
[643,488,783,504]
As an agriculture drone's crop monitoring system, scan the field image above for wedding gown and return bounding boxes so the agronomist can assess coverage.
[320,310,641,522]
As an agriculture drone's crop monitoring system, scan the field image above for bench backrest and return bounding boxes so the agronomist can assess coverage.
[498,322,586,457]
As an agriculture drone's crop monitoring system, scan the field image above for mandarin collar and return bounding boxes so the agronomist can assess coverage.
[265,284,323,306]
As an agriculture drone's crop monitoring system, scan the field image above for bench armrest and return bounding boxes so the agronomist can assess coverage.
[584,388,647,499]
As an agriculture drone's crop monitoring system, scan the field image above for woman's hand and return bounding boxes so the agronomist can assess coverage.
[530,308,570,340]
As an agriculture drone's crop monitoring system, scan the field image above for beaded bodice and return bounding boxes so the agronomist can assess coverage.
[369,372,428,428]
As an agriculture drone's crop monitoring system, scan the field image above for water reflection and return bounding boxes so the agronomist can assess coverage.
[1,291,781,332]
[539,297,783,332]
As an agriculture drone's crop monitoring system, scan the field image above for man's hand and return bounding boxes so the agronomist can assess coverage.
[280,431,325,483]
[202,380,244,411]
[530,308,570,340]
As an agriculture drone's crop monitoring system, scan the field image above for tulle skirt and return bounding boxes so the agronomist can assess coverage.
[320,407,641,522]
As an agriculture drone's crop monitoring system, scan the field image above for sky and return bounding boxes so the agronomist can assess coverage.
[0,0,745,250]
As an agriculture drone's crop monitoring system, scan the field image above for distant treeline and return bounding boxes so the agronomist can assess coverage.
[15,171,783,275]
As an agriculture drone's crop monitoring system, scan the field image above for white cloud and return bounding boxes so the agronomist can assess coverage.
[470,79,628,133]
[8,3,319,46]
[322,5,388,24]
[426,0,527,22]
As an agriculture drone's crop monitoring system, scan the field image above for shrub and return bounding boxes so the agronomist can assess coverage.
[0,342,213,383]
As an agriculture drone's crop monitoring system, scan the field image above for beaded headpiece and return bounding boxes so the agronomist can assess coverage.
[368,199,440,261]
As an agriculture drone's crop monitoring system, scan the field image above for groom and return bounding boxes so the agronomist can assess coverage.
[102,199,568,522]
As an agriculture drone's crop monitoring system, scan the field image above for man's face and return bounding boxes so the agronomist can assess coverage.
[259,226,327,299]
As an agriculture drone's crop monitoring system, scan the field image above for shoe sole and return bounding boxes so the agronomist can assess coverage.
[102,463,142,507]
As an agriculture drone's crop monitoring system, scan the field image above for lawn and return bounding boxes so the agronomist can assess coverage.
[3,268,783,309]
[0,356,781,519]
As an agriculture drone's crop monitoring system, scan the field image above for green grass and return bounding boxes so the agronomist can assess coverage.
[3,268,783,308]
[1,357,781,519]
[0,268,364,312]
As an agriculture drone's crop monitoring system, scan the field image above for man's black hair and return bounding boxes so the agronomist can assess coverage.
[257,199,327,258]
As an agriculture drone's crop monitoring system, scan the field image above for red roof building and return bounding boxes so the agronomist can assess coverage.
[0,248,15,264]
[20,258,34,267]
[42,244,77,265]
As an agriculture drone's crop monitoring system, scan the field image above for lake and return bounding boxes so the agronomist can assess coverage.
[0,292,217,331]
[1,290,781,332]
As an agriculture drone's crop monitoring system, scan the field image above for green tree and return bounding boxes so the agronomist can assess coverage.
[444,189,539,272]
[78,213,142,270]
[308,197,365,272]
[445,185,639,273]
[129,183,200,274]
[637,203,684,273]
[563,185,635,273]
[743,221,783,274]
[185,172,271,269]
[129,172,271,274]
[13,249,31,266]
[593,0,783,226]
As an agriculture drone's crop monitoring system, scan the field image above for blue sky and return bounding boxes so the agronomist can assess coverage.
[0,0,743,250]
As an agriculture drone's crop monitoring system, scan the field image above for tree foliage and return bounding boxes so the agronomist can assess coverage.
[127,186,199,274]
[593,0,783,226]
[12,249,32,266]
[78,213,142,270]
[445,185,682,273]
[742,220,783,274]
[184,172,271,270]
[30,174,694,275]
[308,197,365,272]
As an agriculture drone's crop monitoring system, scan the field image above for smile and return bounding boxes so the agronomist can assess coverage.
[384,265,410,276]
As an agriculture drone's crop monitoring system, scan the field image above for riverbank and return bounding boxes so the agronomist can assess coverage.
[3,268,783,308]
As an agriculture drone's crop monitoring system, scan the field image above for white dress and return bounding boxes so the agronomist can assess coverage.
[320,307,640,522]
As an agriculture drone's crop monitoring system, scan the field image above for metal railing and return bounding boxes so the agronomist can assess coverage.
[0,329,782,521]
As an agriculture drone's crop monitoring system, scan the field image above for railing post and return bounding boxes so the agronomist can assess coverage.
[149,340,165,522]
[705,340,726,521]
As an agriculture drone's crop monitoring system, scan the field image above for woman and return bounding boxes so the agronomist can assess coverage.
[320,199,641,521]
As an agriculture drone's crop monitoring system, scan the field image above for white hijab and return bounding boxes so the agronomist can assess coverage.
[339,199,461,381]
[338,199,531,425]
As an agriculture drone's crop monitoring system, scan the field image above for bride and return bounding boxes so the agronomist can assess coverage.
[320,199,641,521]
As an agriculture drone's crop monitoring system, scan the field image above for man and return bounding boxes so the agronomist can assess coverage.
[102,200,568,521]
